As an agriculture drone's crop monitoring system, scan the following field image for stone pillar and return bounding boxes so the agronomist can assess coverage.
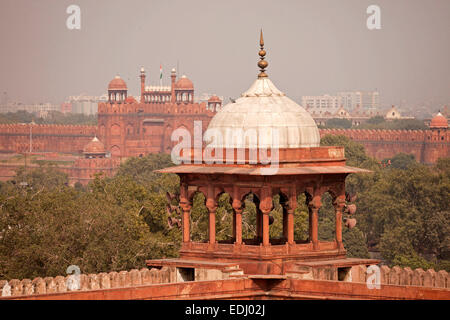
[262,212,270,246]
[287,187,297,244]
[256,209,262,241]
[140,69,146,103]
[260,186,273,247]
[181,203,191,243]
[333,193,345,251]
[179,183,191,243]
[206,184,217,245]
[309,195,321,250]
[232,211,236,240]
[282,206,288,240]
[232,187,243,245]
[308,206,313,242]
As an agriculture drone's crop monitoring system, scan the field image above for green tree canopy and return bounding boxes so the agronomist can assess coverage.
[326,118,352,129]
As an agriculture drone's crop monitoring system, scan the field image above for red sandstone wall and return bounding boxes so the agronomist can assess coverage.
[70,157,121,185]
[97,101,214,158]
[349,264,449,288]
[0,158,120,185]
[0,267,173,297]
[0,164,19,181]
[320,128,450,164]
[0,115,448,164]
[0,124,97,154]
[0,265,448,300]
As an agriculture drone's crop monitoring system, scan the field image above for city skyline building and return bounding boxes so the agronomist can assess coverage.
[337,91,380,110]
[68,94,108,115]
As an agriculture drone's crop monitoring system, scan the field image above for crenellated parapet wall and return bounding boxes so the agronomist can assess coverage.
[1,264,447,299]
[0,264,242,299]
[349,265,449,288]
[320,128,450,163]
[0,267,173,298]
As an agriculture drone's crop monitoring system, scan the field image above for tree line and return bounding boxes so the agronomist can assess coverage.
[0,110,97,125]
[0,137,448,280]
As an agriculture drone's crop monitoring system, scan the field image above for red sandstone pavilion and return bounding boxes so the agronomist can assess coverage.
[1,32,449,300]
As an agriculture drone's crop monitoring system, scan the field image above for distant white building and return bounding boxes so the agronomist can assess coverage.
[384,105,414,120]
[68,94,108,115]
[301,94,342,115]
[337,91,379,110]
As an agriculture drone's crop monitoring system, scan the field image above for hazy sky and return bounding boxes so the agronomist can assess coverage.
[0,0,449,107]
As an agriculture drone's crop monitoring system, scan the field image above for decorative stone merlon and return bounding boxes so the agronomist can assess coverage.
[1,265,447,299]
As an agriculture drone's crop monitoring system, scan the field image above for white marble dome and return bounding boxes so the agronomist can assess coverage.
[205,77,320,148]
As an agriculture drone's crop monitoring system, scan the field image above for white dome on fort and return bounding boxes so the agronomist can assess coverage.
[206,32,320,149]
[206,78,320,148]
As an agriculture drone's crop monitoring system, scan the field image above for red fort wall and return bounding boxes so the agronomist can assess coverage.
[0,123,96,154]
[320,128,450,164]
[0,121,448,164]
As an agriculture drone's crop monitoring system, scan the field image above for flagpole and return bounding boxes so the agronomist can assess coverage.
[160,63,163,87]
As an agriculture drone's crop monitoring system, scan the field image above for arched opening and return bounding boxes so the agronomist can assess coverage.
[241,192,260,244]
[269,192,287,243]
[294,193,310,243]
[318,191,336,241]
[189,191,208,242]
[110,124,121,136]
[110,145,120,157]
[214,192,234,243]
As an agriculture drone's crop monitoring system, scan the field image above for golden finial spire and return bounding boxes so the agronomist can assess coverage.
[258,29,268,78]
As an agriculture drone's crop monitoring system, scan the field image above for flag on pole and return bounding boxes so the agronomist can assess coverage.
[159,64,163,86]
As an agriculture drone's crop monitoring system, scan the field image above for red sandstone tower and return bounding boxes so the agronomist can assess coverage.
[97,68,214,158]
[108,75,128,103]
[70,136,119,185]
[423,112,449,163]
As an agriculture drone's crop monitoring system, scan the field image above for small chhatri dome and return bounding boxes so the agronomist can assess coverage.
[208,95,221,103]
[175,75,194,89]
[206,31,320,148]
[108,75,127,90]
[83,136,106,155]
[430,112,448,129]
